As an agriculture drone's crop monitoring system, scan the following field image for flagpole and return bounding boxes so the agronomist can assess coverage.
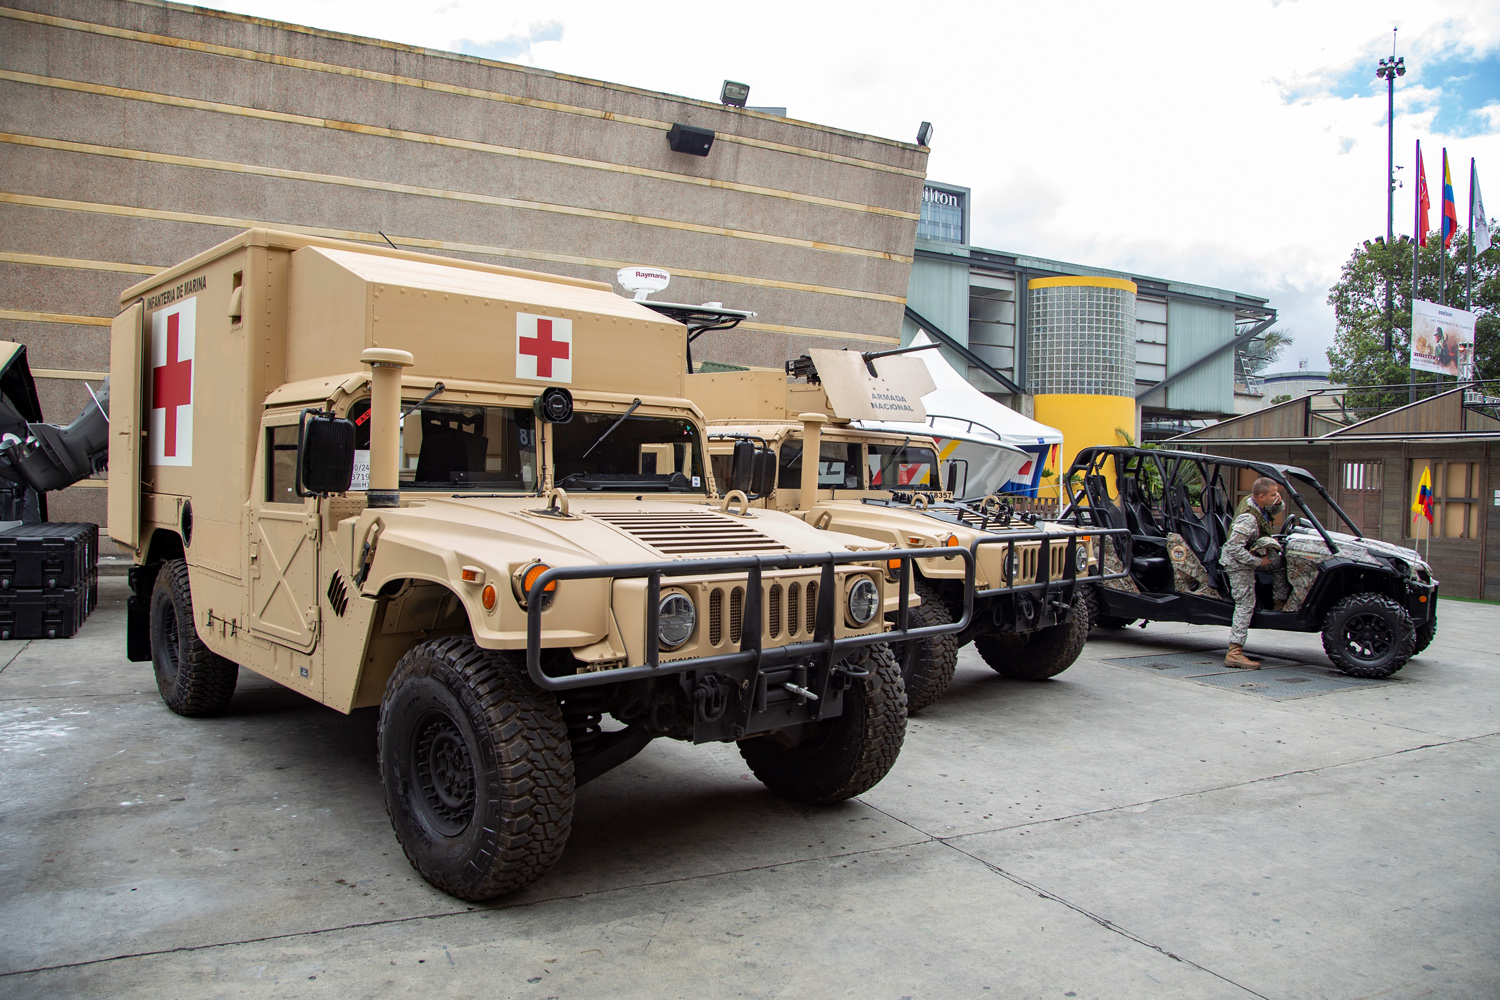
[1439,149,1448,307]
[1412,140,1421,404]
[1468,157,1476,312]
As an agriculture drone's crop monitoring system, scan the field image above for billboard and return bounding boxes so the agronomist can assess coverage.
[1411,299,1476,378]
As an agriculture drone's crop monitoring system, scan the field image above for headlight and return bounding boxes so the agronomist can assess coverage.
[846,577,880,626]
[1002,550,1020,581]
[1074,544,1089,572]
[657,592,696,649]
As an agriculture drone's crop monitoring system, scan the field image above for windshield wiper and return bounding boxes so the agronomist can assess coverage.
[876,436,912,489]
[580,398,642,460]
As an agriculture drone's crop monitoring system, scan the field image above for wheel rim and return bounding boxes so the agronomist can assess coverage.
[1344,611,1393,661]
[159,599,181,685]
[411,710,476,836]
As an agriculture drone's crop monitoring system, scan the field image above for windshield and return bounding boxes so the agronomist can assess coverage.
[348,399,538,493]
[777,439,863,489]
[552,411,705,492]
[867,441,939,490]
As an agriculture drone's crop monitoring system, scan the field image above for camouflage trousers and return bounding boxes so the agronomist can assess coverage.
[1225,556,1290,647]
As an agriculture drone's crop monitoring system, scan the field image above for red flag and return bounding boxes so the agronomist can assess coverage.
[1416,141,1431,247]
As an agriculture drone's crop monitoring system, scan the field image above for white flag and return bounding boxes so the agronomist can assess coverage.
[1476,168,1492,255]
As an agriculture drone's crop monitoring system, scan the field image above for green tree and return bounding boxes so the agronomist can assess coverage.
[1326,227,1500,414]
[1237,326,1294,379]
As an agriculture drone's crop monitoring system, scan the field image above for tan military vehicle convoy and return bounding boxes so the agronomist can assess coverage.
[680,350,1127,712]
[106,230,970,900]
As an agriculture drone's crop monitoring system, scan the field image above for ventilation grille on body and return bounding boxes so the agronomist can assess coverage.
[706,579,822,650]
[589,511,789,556]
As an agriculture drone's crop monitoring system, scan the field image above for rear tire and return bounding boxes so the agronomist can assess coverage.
[738,644,906,804]
[1320,593,1414,678]
[974,591,1090,681]
[891,580,959,714]
[1087,588,1136,629]
[379,636,574,901]
[150,558,238,716]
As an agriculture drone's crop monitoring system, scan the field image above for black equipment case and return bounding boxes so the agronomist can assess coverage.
[0,522,99,639]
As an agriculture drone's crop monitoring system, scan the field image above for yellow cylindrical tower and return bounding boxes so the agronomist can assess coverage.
[1027,276,1138,481]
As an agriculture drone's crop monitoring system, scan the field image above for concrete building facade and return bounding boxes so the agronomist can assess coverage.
[0,0,928,526]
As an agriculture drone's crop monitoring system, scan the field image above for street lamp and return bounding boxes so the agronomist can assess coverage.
[1376,44,1405,351]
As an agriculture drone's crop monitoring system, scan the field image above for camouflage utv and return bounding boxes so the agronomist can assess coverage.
[1066,446,1438,678]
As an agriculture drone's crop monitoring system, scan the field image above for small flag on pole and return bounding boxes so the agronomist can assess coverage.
[1442,149,1460,248]
[1416,143,1431,246]
[1411,466,1435,525]
[1476,165,1492,255]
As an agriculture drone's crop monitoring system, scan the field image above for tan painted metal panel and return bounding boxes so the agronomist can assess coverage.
[107,301,142,549]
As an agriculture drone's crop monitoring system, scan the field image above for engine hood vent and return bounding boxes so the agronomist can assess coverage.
[589,510,789,557]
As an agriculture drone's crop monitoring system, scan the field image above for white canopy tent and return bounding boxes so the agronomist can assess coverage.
[855,332,1064,497]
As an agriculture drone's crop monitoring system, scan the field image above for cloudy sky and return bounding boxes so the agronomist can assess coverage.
[207,0,1500,371]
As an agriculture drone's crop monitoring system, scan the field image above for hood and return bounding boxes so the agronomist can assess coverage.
[1286,526,1432,578]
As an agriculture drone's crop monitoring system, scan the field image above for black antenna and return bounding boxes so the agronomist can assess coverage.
[378,231,399,250]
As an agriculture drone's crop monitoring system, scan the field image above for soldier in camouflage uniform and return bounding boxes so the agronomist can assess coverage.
[1220,476,1290,668]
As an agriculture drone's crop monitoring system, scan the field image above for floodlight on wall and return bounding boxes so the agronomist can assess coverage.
[720,80,750,107]
[667,122,715,156]
[916,121,934,147]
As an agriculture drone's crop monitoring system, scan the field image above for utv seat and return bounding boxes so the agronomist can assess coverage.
[1086,474,1170,590]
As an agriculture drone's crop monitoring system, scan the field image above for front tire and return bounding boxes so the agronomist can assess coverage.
[891,580,959,714]
[1413,616,1436,655]
[150,558,238,716]
[379,637,574,901]
[738,644,906,804]
[974,591,1090,681]
[1320,593,1414,678]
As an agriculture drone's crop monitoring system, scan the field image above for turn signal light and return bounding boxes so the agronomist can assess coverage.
[887,558,903,571]
[481,584,497,611]
[945,534,960,547]
[513,561,558,609]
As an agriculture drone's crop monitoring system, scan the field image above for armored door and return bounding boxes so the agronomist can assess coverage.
[249,417,320,652]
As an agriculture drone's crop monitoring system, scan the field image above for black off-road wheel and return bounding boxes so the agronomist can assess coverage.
[1087,588,1136,630]
[891,580,959,714]
[738,643,906,804]
[1320,593,1415,678]
[379,637,574,901]
[973,591,1091,681]
[150,558,238,716]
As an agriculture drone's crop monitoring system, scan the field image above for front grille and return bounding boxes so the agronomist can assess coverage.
[590,510,789,556]
[706,576,825,651]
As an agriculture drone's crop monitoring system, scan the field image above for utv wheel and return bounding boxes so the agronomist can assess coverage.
[1087,588,1135,630]
[379,637,573,901]
[891,580,959,714]
[1413,617,1436,655]
[738,643,906,805]
[974,591,1090,681]
[150,559,238,716]
[1320,593,1415,678]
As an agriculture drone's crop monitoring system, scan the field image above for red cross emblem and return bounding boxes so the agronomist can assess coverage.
[516,314,573,382]
[153,312,193,457]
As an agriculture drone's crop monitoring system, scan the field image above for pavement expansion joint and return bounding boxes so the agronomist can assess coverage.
[0,640,32,675]
[1104,650,1402,699]
[935,839,1272,1000]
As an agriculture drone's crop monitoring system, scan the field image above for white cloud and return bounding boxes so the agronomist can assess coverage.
[195,0,1500,370]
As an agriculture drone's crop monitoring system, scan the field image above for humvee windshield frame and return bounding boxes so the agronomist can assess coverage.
[552,410,706,493]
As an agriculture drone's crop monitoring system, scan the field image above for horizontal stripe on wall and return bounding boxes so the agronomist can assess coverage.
[0,191,909,305]
[31,367,108,380]
[0,7,926,179]
[1,133,912,264]
[741,321,898,345]
[0,70,920,222]
[0,250,161,274]
[0,307,112,327]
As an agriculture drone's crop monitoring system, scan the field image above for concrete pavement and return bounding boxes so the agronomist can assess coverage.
[1,579,1496,999]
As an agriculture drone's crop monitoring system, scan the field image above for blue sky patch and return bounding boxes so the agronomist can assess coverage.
[456,21,563,63]
[1297,44,1500,138]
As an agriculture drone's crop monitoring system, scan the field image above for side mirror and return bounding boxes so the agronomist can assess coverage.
[297,409,356,497]
[751,450,776,497]
[731,440,755,494]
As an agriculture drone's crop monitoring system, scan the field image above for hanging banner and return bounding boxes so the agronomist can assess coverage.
[1411,299,1475,377]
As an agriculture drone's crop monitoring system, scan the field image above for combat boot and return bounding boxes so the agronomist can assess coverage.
[1224,645,1260,669]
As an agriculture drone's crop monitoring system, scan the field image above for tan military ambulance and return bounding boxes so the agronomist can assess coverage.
[107,230,968,901]
[683,349,1126,712]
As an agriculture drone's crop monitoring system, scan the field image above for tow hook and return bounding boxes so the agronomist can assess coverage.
[694,673,733,722]
[830,658,870,692]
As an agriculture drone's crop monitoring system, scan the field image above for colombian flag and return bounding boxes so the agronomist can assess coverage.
[1411,466,1434,525]
[1416,142,1430,247]
[1442,149,1460,248]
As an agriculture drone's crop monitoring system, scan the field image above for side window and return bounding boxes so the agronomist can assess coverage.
[265,425,299,503]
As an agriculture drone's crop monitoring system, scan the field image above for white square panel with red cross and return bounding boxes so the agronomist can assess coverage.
[149,297,196,467]
[516,312,572,383]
